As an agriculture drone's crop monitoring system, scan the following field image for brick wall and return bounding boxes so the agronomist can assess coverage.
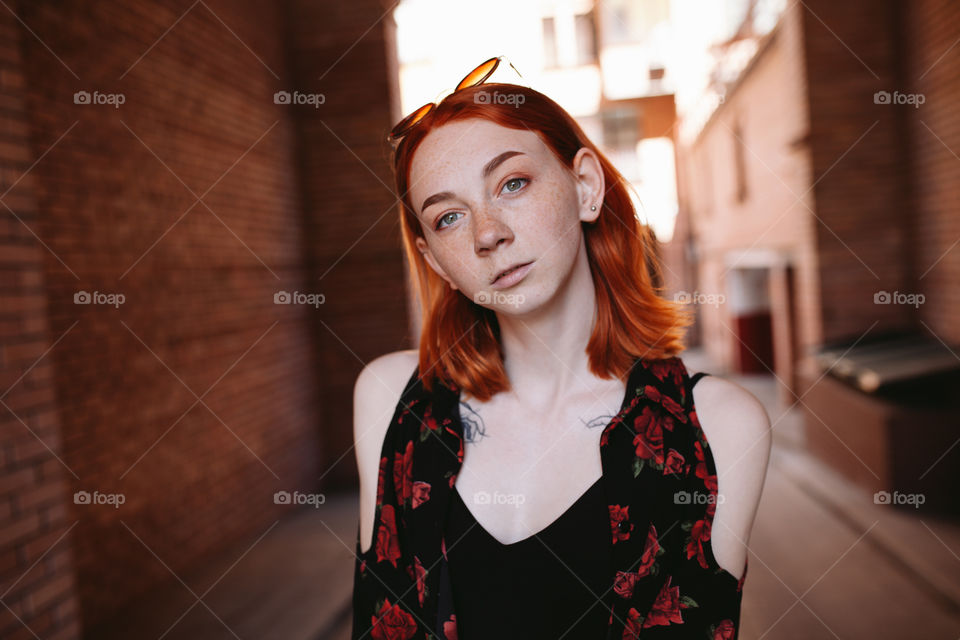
[904,0,960,344]
[800,0,914,341]
[0,6,82,638]
[1,0,407,634]
[286,0,410,489]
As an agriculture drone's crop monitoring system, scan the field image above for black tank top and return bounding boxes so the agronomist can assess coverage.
[443,372,712,639]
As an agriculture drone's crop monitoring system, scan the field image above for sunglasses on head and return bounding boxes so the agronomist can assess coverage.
[387,55,523,145]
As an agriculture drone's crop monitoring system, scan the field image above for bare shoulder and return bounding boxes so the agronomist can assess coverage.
[354,349,419,554]
[688,372,771,452]
[688,371,772,578]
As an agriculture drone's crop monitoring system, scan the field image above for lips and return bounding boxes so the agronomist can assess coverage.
[491,261,532,285]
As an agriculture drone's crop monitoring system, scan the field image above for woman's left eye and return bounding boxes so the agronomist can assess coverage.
[501,177,529,194]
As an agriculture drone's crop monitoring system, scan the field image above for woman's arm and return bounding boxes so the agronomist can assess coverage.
[351,350,420,639]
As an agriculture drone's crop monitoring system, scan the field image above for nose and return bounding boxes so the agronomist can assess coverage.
[473,207,514,254]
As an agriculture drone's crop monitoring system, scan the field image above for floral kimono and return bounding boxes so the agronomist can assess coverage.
[352,355,747,639]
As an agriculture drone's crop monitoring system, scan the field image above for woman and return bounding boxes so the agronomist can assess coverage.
[352,58,771,640]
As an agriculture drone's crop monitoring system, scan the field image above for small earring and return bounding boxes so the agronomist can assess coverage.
[590,205,597,211]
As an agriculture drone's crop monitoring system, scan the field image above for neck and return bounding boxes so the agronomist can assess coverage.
[493,240,600,409]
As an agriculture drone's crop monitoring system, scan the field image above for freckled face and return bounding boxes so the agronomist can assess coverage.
[410,119,589,311]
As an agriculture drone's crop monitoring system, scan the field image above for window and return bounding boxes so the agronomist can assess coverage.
[601,108,640,181]
[602,108,638,149]
[574,12,598,65]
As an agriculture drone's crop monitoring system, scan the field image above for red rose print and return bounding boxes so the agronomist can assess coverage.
[713,618,735,640]
[614,524,659,599]
[610,504,632,544]
[641,575,684,628]
[622,607,644,639]
[393,440,414,504]
[633,407,665,465]
[661,393,688,423]
[412,481,431,508]
[456,430,464,463]
[377,455,388,507]
[686,518,711,569]
[664,448,685,475]
[375,504,402,568]
[370,597,417,640]
[614,570,640,599]
[693,441,719,491]
[648,358,675,382]
[406,555,426,607]
[443,614,458,640]
[396,398,420,425]
[705,498,717,522]
[643,384,662,404]
[637,524,660,576]
[420,404,441,436]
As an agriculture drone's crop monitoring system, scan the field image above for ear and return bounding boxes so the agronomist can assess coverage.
[571,147,605,223]
[415,236,459,291]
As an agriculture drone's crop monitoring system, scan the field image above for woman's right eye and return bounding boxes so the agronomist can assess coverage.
[436,211,462,230]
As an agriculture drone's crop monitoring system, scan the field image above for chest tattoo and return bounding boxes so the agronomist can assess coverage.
[459,401,617,444]
[458,400,487,444]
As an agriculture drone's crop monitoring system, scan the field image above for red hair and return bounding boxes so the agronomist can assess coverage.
[392,83,692,401]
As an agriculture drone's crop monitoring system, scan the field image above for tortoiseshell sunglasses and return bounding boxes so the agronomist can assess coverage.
[387,55,523,145]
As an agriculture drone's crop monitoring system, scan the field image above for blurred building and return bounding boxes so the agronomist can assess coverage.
[665,0,960,508]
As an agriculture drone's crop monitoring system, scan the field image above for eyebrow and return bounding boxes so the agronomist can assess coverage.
[419,150,527,214]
